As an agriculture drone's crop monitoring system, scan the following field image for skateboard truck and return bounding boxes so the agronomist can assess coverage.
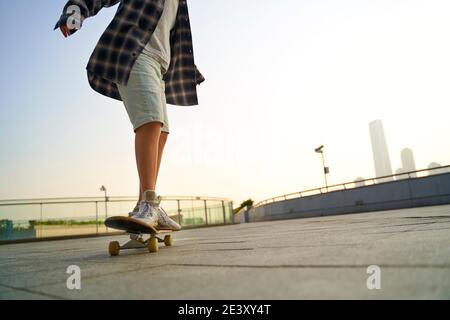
[105,216,175,256]
[108,232,173,256]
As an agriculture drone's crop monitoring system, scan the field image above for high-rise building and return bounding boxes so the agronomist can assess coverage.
[427,162,447,175]
[395,167,407,180]
[369,119,393,181]
[400,148,417,177]
[428,162,441,169]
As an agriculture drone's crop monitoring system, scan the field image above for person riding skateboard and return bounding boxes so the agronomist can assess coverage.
[54,0,205,231]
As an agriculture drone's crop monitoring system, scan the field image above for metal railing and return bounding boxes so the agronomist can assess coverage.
[254,165,450,207]
[0,196,234,242]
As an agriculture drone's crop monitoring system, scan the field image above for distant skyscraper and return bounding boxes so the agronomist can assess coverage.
[395,167,407,180]
[428,162,441,169]
[427,162,447,175]
[369,120,393,181]
[400,148,416,177]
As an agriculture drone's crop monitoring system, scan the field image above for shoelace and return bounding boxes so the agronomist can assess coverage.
[158,207,172,224]
[135,202,155,219]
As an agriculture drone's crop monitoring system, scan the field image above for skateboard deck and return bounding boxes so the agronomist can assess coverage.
[105,216,176,256]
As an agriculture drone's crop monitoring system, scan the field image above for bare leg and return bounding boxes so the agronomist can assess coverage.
[156,132,169,183]
[138,131,169,203]
[135,122,162,203]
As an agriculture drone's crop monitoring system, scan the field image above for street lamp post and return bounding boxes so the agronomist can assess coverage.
[315,145,329,192]
[100,185,108,228]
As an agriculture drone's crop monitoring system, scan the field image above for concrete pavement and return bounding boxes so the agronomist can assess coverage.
[1,204,450,299]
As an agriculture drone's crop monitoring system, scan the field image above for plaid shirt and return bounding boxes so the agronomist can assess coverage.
[54,0,205,106]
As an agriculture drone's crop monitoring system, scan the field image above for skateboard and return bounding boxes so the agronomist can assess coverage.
[104,216,175,256]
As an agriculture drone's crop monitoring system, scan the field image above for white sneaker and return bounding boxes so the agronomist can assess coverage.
[130,190,159,227]
[128,203,140,217]
[157,206,182,231]
[155,195,182,231]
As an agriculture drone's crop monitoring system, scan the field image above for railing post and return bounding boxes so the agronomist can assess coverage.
[105,197,108,233]
[39,203,43,238]
[95,201,99,235]
[177,199,182,226]
[204,200,208,226]
[222,200,226,224]
[229,201,234,224]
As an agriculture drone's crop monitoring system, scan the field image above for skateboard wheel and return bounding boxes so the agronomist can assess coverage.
[109,241,120,256]
[148,237,159,253]
[164,235,173,247]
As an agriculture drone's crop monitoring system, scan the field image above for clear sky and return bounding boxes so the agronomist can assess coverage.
[0,0,449,206]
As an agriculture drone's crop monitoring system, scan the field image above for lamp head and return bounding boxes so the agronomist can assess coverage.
[315,145,324,153]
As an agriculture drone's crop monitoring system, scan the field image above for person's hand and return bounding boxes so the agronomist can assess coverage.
[60,23,71,38]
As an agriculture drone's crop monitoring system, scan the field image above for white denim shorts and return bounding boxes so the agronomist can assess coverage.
[117,51,169,133]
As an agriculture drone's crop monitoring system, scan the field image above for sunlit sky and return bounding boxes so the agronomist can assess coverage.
[0,0,449,206]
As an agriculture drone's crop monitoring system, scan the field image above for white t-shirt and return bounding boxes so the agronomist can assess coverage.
[143,0,179,73]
